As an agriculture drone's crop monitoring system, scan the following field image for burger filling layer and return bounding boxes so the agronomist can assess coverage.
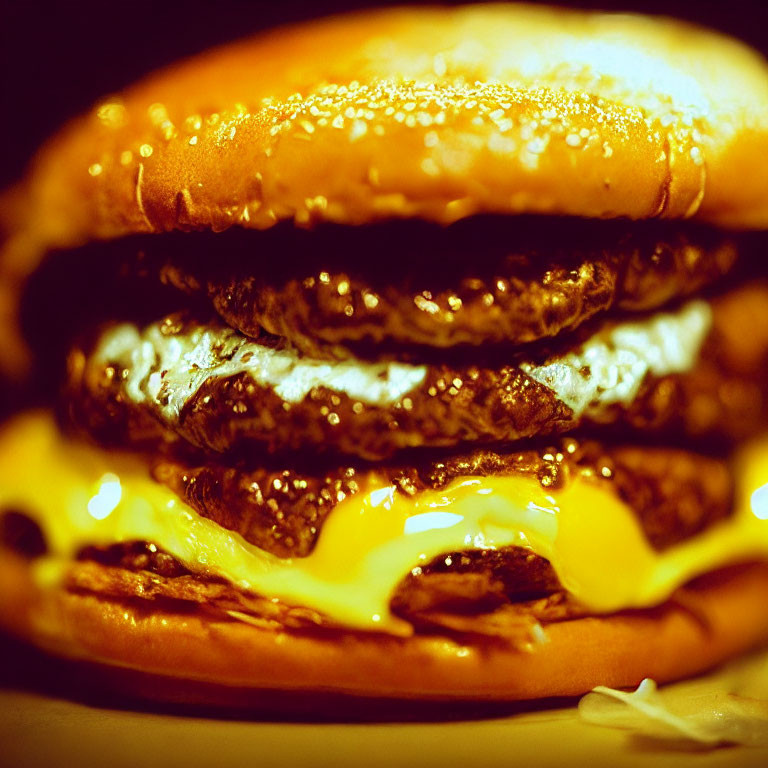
[2,412,768,636]
[7,217,768,644]
[65,282,768,459]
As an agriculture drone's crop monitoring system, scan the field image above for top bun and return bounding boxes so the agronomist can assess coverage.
[2,3,768,373]
[7,4,768,246]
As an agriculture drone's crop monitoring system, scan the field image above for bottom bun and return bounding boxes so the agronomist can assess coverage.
[2,551,768,703]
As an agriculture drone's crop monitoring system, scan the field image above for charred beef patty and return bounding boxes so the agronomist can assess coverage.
[64,282,768,460]
[19,213,751,390]
[146,216,738,355]
[21,217,739,364]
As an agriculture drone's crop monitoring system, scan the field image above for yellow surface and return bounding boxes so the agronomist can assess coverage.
[1,648,767,768]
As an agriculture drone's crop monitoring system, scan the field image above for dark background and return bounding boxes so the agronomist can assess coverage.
[2,0,768,190]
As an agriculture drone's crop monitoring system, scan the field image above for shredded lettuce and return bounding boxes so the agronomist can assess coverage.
[578,678,768,748]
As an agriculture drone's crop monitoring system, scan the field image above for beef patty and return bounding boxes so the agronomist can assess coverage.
[142,216,738,355]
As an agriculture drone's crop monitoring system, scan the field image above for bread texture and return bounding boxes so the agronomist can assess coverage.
[9,4,768,242]
[2,549,767,701]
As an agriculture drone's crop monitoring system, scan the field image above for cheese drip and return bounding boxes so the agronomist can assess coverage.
[1,411,768,635]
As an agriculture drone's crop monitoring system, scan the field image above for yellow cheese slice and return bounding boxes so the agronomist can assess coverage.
[1,411,767,634]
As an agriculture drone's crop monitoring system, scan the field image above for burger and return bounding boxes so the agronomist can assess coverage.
[2,3,768,705]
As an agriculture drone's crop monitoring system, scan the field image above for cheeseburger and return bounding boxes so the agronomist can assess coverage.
[2,4,768,703]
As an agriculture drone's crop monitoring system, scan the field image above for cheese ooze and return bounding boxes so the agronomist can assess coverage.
[1,411,768,635]
[93,299,712,423]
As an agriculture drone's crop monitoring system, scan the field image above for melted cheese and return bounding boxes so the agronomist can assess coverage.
[521,300,712,418]
[96,323,427,415]
[1,411,767,635]
[93,299,711,424]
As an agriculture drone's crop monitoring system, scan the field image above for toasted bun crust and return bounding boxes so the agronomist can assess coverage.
[2,550,767,702]
[3,4,768,374]
[8,5,768,243]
